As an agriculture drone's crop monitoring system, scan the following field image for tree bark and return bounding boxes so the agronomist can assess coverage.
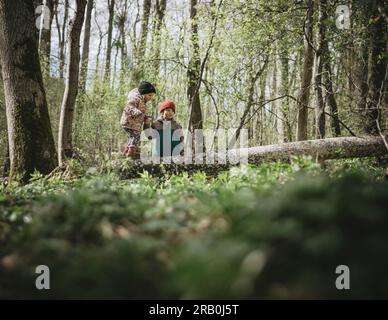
[34,0,55,73]
[280,47,292,142]
[104,0,115,83]
[296,0,314,141]
[187,0,202,131]
[56,0,69,80]
[314,0,325,139]
[79,0,94,92]
[316,0,340,137]
[117,0,129,86]
[132,0,151,84]
[152,0,167,78]
[364,0,386,134]
[2,138,10,178]
[58,0,87,165]
[233,60,268,145]
[0,0,57,183]
[244,136,387,164]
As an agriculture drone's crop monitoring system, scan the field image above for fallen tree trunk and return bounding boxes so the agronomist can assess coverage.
[244,135,387,163]
[116,136,387,179]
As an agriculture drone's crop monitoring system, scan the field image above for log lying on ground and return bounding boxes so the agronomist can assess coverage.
[117,136,388,179]
[241,135,387,163]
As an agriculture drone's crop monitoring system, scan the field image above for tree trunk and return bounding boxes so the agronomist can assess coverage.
[34,0,55,73]
[316,0,340,137]
[233,60,267,145]
[117,0,129,86]
[93,9,104,87]
[353,1,369,133]
[0,0,57,183]
[79,0,94,92]
[321,0,341,140]
[57,0,69,80]
[153,0,167,78]
[296,0,314,141]
[132,0,151,84]
[244,135,387,164]
[272,55,284,143]
[280,47,292,142]
[187,0,202,131]
[364,0,387,134]
[2,138,10,178]
[324,60,341,137]
[1,80,10,178]
[104,0,115,83]
[58,0,87,165]
[314,0,325,139]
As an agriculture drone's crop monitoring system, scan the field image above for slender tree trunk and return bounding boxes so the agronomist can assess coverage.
[57,0,69,80]
[0,0,57,183]
[118,0,129,86]
[132,0,151,84]
[234,68,263,145]
[353,1,369,133]
[153,0,167,78]
[272,55,284,143]
[314,0,325,139]
[324,59,341,136]
[365,0,386,134]
[79,0,94,92]
[138,0,151,59]
[258,70,267,145]
[355,48,369,129]
[58,0,87,165]
[94,33,103,90]
[296,0,314,141]
[187,0,202,131]
[93,10,104,89]
[280,47,292,142]
[104,0,115,83]
[112,40,120,88]
[320,0,341,136]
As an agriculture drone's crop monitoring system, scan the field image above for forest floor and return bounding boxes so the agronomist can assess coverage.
[0,157,387,299]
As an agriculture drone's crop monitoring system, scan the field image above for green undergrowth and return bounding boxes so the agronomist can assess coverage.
[0,157,387,299]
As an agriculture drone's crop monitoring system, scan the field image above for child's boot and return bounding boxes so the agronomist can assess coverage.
[132,146,141,160]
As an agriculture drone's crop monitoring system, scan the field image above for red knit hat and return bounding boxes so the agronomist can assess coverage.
[160,99,176,113]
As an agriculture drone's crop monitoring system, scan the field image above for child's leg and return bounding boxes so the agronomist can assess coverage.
[123,128,141,159]
[125,128,140,147]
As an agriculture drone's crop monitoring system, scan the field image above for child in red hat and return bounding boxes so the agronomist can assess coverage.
[148,99,184,158]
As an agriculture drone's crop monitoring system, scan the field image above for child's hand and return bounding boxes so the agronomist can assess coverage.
[144,116,151,126]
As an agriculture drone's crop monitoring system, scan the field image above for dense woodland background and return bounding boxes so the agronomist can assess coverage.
[0,0,387,299]
[0,0,387,174]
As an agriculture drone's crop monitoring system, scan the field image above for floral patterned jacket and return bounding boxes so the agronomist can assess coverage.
[120,88,148,131]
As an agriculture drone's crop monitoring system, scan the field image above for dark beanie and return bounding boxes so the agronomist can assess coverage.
[138,81,156,95]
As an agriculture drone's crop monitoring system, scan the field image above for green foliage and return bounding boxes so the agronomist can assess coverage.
[0,159,387,298]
